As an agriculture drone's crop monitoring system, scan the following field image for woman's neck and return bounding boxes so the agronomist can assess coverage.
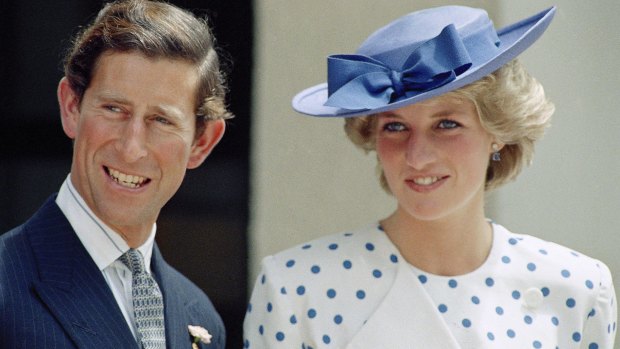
[380,206,493,277]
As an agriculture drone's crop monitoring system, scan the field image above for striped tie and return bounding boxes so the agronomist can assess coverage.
[120,249,166,349]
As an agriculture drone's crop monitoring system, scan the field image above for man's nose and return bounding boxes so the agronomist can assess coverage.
[115,117,148,162]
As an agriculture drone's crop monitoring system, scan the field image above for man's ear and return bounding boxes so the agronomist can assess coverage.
[187,119,226,169]
[57,77,81,139]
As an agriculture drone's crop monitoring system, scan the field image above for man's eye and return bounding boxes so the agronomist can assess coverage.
[438,120,460,129]
[382,122,406,132]
[105,105,122,113]
[154,116,172,125]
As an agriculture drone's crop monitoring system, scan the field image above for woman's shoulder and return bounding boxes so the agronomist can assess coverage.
[268,223,396,261]
[493,223,613,292]
[259,223,401,284]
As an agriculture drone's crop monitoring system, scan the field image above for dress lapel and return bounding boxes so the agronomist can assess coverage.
[345,257,461,349]
[27,197,138,349]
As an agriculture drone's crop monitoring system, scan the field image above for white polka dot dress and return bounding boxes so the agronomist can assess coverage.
[243,223,617,348]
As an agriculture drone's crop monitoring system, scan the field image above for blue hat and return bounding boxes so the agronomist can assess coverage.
[292,5,556,117]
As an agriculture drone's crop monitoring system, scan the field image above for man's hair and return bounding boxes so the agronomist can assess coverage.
[63,0,232,136]
[344,59,555,192]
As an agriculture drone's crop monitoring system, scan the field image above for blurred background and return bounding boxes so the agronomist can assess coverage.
[2,1,619,348]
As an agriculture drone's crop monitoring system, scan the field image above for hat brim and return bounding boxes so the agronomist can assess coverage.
[292,6,556,118]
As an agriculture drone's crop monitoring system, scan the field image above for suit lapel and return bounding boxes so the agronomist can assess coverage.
[151,245,196,349]
[345,258,461,349]
[27,197,138,349]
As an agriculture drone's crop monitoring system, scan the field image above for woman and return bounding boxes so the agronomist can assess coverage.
[244,6,616,348]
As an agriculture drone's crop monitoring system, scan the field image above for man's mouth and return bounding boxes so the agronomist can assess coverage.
[105,166,150,189]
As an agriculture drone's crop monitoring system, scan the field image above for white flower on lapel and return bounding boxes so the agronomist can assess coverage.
[188,325,212,348]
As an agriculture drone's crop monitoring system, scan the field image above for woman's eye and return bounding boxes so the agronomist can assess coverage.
[438,120,460,129]
[382,122,406,132]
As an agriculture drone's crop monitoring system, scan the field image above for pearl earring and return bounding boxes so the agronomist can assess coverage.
[491,143,501,162]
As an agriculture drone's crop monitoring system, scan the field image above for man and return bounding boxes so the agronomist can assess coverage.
[0,1,231,348]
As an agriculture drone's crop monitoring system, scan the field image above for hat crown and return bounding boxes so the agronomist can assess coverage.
[357,6,499,69]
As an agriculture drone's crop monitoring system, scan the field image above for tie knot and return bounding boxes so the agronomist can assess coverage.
[120,248,146,275]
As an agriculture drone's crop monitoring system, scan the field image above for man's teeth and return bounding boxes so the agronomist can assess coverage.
[109,168,146,188]
[413,176,440,186]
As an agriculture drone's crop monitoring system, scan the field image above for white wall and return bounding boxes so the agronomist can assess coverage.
[250,3,620,338]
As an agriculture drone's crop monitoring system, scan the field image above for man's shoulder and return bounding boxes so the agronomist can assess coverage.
[154,253,218,310]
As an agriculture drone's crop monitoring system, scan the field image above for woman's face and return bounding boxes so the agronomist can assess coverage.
[375,97,496,222]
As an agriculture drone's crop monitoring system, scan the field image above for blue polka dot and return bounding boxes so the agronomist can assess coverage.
[390,254,398,263]
[527,263,536,271]
[328,243,338,250]
[566,298,576,308]
[290,315,297,324]
[344,232,353,236]
[588,309,596,318]
[418,275,428,284]
[311,265,321,274]
[438,304,448,313]
[365,243,375,251]
[343,260,352,269]
[356,290,366,299]
[496,306,504,315]
[372,269,383,278]
[323,335,331,344]
[507,329,515,338]
[334,315,343,324]
[509,238,518,245]
[551,317,559,326]
[561,269,571,278]
[471,296,480,304]
[485,278,495,287]
[502,256,511,263]
[487,332,495,340]
[267,303,273,312]
[462,319,472,328]
[449,279,458,288]
[308,309,317,318]
[280,287,287,294]
[261,275,266,284]
[512,290,521,300]
[541,287,550,297]
[243,339,249,348]
[275,332,285,341]
[589,344,599,349]
[533,340,542,348]
[539,249,548,255]
[524,315,533,324]
[302,244,311,249]
[573,332,582,342]
[286,260,295,268]
[258,325,264,335]
[247,303,252,313]
[586,280,594,289]
[296,286,306,295]
[326,289,337,298]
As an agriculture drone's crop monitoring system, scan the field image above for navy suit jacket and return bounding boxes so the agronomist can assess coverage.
[0,195,225,349]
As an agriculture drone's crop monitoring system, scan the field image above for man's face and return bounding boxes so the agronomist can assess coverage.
[59,51,223,242]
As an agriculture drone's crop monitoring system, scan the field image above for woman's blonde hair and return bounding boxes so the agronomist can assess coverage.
[344,59,555,192]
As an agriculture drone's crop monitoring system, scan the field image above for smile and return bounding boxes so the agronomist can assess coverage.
[105,166,150,189]
[412,176,441,186]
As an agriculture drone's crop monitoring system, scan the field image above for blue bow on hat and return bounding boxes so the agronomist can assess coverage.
[292,5,556,118]
[325,24,474,110]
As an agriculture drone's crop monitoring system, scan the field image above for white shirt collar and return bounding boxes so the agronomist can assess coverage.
[55,175,157,272]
